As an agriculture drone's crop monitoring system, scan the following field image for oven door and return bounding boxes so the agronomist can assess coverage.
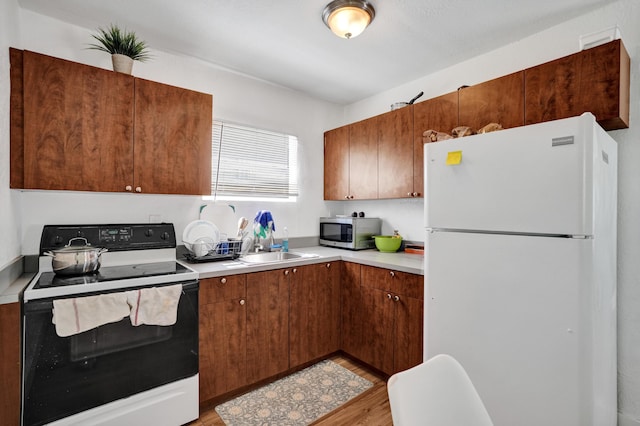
[21,280,198,426]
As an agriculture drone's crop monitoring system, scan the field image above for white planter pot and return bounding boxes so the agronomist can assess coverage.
[111,54,134,75]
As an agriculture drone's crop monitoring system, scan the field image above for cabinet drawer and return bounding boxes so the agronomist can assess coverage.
[200,276,246,304]
[361,265,423,300]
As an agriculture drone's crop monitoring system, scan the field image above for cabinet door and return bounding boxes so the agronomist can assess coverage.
[525,39,629,130]
[393,295,424,374]
[349,116,378,200]
[199,276,247,402]
[289,262,341,367]
[246,269,290,383]
[0,303,20,426]
[412,92,459,197]
[378,106,414,199]
[359,286,395,374]
[340,262,363,359]
[22,50,134,191]
[459,71,525,131]
[324,126,350,200]
[134,78,212,195]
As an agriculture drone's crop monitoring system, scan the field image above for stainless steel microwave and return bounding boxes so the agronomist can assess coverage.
[319,217,381,250]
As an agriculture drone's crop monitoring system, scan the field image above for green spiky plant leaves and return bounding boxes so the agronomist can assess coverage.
[89,24,151,61]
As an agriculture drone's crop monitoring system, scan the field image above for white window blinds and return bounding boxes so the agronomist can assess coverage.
[212,121,299,198]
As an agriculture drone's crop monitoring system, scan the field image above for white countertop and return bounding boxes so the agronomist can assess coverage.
[1,246,424,304]
[186,246,424,279]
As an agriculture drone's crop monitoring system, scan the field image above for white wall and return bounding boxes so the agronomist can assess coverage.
[341,1,640,423]
[0,0,23,293]
[12,9,344,254]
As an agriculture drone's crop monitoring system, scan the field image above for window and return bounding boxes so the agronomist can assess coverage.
[210,121,298,200]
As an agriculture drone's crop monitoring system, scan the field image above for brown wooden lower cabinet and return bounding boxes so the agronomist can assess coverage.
[199,275,247,402]
[289,262,341,366]
[198,261,423,403]
[0,302,21,426]
[245,269,290,384]
[343,263,424,376]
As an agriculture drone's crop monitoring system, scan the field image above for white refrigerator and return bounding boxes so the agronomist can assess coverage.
[424,113,617,426]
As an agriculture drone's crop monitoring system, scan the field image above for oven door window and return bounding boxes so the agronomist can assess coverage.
[22,281,199,426]
[320,223,352,243]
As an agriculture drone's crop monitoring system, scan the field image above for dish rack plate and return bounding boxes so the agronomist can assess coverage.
[183,239,242,263]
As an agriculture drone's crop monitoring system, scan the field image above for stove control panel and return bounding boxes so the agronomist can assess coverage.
[40,223,177,254]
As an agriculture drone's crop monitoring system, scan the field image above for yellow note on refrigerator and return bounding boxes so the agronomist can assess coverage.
[446,150,462,165]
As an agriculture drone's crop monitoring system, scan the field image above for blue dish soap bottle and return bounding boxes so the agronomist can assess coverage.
[283,227,289,252]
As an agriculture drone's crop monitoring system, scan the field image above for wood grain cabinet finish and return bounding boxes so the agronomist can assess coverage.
[412,92,459,197]
[15,49,135,192]
[340,262,423,376]
[349,116,379,200]
[199,275,247,402]
[289,262,341,367]
[134,78,212,195]
[323,126,350,200]
[378,106,415,199]
[359,265,424,375]
[0,302,20,426]
[458,71,525,131]
[10,49,212,195]
[245,269,290,384]
[525,39,630,130]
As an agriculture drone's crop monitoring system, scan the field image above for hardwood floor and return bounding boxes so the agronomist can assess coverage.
[191,354,393,426]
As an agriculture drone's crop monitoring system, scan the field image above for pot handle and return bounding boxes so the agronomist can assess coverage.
[67,237,90,247]
[98,248,109,255]
[44,251,54,257]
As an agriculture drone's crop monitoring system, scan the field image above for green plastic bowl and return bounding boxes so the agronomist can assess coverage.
[373,235,402,253]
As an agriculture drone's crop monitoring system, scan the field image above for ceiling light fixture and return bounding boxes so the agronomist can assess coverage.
[322,0,375,39]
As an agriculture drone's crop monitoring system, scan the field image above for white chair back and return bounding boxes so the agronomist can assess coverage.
[387,354,493,426]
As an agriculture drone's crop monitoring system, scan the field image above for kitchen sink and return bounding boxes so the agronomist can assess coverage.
[239,251,305,264]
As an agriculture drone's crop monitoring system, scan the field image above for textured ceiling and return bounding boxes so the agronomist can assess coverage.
[18,0,615,104]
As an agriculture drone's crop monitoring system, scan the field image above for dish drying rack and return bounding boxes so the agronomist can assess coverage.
[183,239,242,263]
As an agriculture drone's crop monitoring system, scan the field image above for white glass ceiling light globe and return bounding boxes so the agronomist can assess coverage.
[322,0,375,39]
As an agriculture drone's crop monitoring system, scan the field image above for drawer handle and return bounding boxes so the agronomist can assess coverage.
[220,277,227,284]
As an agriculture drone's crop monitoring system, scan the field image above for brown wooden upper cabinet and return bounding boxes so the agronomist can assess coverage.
[458,71,525,130]
[525,39,630,130]
[412,92,459,197]
[10,49,213,195]
[378,106,414,199]
[349,115,379,200]
[323,126,350,200]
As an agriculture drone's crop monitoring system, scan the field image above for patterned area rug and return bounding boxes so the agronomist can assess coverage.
[215,359,373,425]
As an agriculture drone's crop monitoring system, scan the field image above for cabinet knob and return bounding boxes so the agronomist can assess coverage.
[135,187,142,193]
[125,185,132,192]
[387,293,393,300]
[220,277,227,284]
[407,192,412,196]
[239,299,245,306]
[413,192,420,197]
[344,195,350,200]
[326,263,331,268]
[349,195,355,199]
[284,270,289,275]
[389,271,395,277]
[393,295,400,302]
[292,268,297,273]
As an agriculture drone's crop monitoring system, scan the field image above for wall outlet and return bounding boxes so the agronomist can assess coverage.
[149,214,162,223]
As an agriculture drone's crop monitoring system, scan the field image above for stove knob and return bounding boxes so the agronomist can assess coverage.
[145,229,154,237]
[54,236,63,245]
[161,232,171,240]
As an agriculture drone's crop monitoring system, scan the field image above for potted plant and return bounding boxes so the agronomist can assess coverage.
[89,24,151,74]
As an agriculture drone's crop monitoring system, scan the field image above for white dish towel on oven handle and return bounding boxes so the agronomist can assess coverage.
[52,292,130,337]
[52,285,183,336]
[126,284,182,326]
